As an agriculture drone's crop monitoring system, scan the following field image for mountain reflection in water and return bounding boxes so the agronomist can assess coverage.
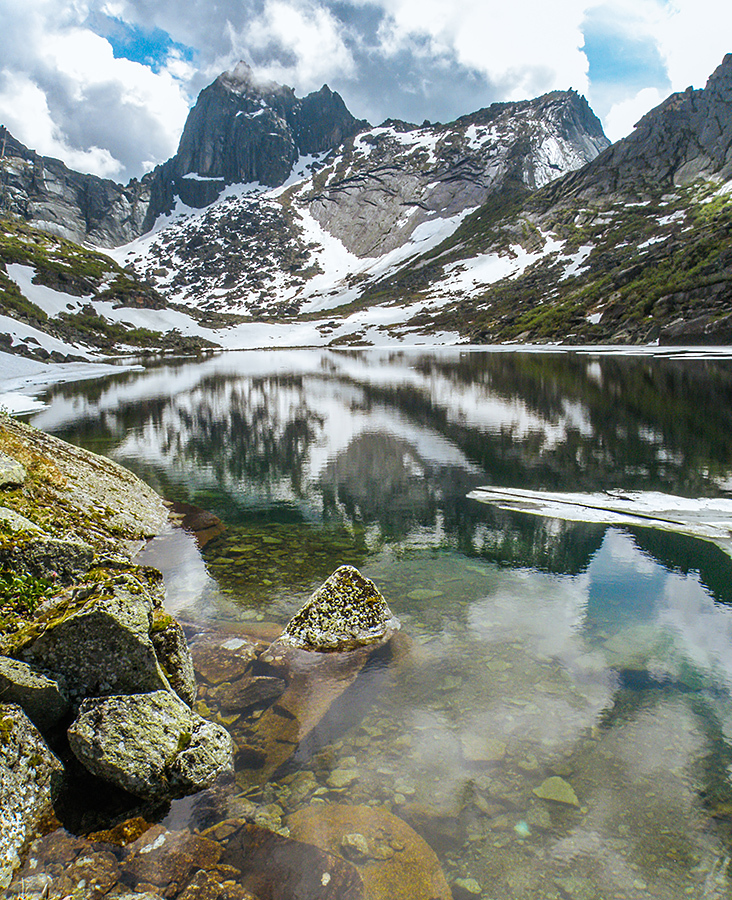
[21,347,732,899]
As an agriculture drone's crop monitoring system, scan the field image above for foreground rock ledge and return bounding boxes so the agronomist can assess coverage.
[280,565,400,652]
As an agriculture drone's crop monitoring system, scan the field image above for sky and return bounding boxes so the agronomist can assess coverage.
[0,0,729,183]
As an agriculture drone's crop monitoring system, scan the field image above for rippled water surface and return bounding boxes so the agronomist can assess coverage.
[19,347,732,899]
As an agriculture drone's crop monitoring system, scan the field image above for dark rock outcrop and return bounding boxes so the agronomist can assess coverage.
[550,53,732,201]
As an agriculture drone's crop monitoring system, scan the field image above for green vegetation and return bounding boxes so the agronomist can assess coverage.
[0,569,54,629]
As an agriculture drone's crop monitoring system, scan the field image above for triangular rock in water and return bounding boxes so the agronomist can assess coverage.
[280,566,400,652]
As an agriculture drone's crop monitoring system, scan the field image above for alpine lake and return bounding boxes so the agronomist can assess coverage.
[16,345,732,900]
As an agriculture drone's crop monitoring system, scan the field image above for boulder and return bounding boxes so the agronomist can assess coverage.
[0,704,64,889]
[67,690,235,800]
[280,566,400,652]
[0,656,69,732]
[120,825,222,889]
[209,675,286,712]
[13,575,171,704]
[151,616,197,706]
[0,535,94,581]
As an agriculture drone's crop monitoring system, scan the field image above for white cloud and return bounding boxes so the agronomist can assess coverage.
[243,0,357,90]
[373,0,591,99]
[0,0,191,180]
[603,86,664,141]
[0,70,123,177]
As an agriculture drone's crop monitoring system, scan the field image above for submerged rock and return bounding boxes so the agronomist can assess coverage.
[532,775,580,807]
[0,656,69,733]
[287,803,452,900]
[0,704,63,889]
[220,822,365,900]
[67,690,235,800]
[280,566,400,652]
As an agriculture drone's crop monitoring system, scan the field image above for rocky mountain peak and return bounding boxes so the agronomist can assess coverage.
[171,62,366,191]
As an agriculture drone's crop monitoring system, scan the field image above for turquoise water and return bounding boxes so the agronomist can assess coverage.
[19,347,732,899]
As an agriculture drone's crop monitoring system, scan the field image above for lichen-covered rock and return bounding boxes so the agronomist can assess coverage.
[0,656,69,732]
[0,704,64,889]
[67,690,234,800]
[12,575,171,704]
[0,450,25,487]
[0,506,40,533]
[280,566,400,652]
[151,617,197,707]
[0,534,94,581]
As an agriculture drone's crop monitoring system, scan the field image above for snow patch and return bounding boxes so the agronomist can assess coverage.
[6,264,91,317]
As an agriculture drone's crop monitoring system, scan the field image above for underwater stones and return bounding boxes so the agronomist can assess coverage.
[121,825,223,889]
[287,804,452,900]
[0,450,25,487]
[0,656,69,732]
[190,636,258,685]
[0,704,64,889]
[460,735,507,764]
[67,690,235,800]
[240,643,379,784]
[220,822,365,900]
[280,565,400,652]
[532,776,580,807]
[15,578,171,704]
[151,617,197,706]
[210,674,286,711]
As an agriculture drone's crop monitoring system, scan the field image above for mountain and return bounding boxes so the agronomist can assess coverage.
[3,56,732,356]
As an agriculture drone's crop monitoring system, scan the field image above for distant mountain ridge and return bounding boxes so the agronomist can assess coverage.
[3,56,732,356]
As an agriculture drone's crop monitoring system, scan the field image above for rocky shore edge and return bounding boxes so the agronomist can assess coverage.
[0,414,407,897]
[0,414,238,887]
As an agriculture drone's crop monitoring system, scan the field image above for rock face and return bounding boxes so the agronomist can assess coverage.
[553,53,732,200]
[0,62,365,245]
[13,576,172,704]
[281,565,400,651]
[0,657,69,733]
[0,704,63,889]
[67,690,235,800]
[0,126,151,246]
[174,62,365,189]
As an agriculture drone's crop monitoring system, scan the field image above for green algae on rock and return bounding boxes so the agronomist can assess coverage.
[280,565,400,652]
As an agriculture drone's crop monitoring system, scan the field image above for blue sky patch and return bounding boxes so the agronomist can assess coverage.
[582,9,670,92]
[99,18,196,71]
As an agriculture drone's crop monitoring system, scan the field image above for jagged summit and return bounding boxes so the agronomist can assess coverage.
[171,61,366,189]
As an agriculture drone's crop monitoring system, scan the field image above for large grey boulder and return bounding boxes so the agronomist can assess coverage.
[0,656,69,733]
[15,576,171,704]
[68,690,234,800]
[280,565,400,652]
[0,704,64,889]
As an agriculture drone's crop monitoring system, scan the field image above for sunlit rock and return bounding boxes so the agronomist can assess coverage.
[280,565,400,652]
[287,804,451,900]
[0,704,63,889]
[0,450,25,487]
[0,656,69,732]
[68,690,234,800]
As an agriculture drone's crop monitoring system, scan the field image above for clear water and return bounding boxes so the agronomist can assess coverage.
[18,347,732,899]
